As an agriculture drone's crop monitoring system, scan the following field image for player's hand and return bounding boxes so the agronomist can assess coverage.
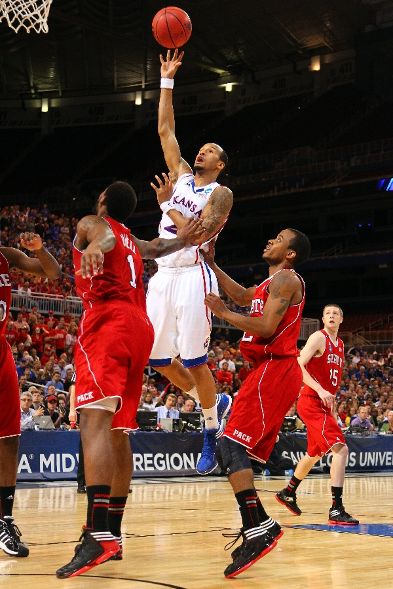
[150,172,173,206]
[205,292,229,319]
[79,244,104,278]
[160,48,184,79]
[69,411,77,423]
[19,233,43,251]
[201,239,217,266]
[317,388,335,411]
[176,218,205,245]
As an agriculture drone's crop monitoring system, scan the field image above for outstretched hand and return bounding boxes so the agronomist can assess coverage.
[150,172,173,206]
[160,48,184,79]
[177,218,206,246]
[19,233,43,251]
[205,292,229,319]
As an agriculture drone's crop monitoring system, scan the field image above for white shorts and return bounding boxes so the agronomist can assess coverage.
[146,262,218,368]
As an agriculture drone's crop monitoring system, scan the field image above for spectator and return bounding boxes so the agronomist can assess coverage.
[237,359,253,382]
[20,392,44,430]
[44,370,64,396]
[139,390,157,411]
[215,361,234,387]
[155,393,180,420]
[44,394,62,428]
[380,410,393,434]
[350,406,374,431]
[182,398,196,413]
[218,350,236,373]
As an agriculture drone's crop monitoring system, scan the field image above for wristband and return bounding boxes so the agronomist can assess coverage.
[160,201,173,214]
[160,77,174,90]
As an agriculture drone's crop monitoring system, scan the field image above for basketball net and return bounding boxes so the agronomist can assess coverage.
[0,0,53,33]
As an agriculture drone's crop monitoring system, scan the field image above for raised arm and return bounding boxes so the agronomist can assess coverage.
[205,270,301,338]
[158,50,192,181]
[298,331,335,409]
[1,233,61,280]
[74,215,116,278]
[202,240,255,306]
[132,218,204,259]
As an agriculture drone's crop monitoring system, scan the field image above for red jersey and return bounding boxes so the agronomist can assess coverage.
[240,269,305,367]
[303,329,344,397]
[73,216,146,311]
[0,251,12,338]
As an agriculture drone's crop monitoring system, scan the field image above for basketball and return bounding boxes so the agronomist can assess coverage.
[152,6,192,49]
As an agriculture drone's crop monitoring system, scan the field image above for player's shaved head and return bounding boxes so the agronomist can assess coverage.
[102,181,137,222]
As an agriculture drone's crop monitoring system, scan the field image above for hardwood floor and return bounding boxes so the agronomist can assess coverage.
[1,474,392,588]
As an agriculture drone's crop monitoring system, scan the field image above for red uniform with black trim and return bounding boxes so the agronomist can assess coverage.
[224,269,305,462]
[0,251,21,438]
[297,330,345,456]
[73,216,154,430]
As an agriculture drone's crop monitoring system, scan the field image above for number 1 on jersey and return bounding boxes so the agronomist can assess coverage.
[127,255,137,288]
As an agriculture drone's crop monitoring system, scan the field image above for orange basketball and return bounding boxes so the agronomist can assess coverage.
[152,6,192,49]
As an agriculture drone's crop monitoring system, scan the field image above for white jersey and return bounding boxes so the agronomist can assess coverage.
[156,173,219,268]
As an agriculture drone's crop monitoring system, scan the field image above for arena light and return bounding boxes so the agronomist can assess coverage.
[135,91,143,106]
[41,97,49,113]
[224,83,233,93]
[310,56,321,72]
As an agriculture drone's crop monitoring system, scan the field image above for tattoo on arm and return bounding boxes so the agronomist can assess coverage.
[200,187,233,235]
[269,272,297,316]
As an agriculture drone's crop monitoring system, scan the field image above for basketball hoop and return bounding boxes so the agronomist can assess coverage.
[0,0,53,33]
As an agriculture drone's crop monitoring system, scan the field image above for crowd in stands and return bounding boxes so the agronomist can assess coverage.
[2,204,393,434]
[7,303,393,434]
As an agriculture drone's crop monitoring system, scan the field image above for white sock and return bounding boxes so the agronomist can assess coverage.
[202,405,219,430]
[185,386,199,402]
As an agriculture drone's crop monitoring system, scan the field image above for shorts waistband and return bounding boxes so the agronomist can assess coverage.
[156,264,203,274]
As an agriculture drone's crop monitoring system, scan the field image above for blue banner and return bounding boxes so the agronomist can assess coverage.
[277,432,393,473]
[17,431,393,481]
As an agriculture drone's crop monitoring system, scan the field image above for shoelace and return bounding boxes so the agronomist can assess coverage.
[7,522,22,542]
[222,529,243,551]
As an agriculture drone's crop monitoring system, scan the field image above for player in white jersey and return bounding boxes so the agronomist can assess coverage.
[147,49,233,474]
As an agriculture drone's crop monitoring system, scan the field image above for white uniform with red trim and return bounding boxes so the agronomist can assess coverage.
[146,173,220,368]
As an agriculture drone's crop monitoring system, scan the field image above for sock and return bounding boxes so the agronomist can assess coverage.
[185,386,199,402]
[108,496,127,538]
[0,486,15,519]
[285,475,302,496]
[331,486,343,509]
[235,489,261,531]
[86,485,110,532]
[255,494,270,524]
[202,405,219,430]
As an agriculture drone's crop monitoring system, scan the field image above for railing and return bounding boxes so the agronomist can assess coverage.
[11,291,83,317]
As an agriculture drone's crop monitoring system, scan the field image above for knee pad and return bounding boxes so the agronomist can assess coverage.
[217,437,252,475]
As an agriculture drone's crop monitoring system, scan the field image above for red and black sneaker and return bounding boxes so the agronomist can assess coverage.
[56,531,119,578]
[224,520,283,562]
[328,507,359,526]
[224,530,277,579]
[275,490,302,516]
[108,536,122,560]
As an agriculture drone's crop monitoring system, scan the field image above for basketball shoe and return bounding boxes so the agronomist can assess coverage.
[56,531,119,578]
[328,507,359,526]
[196,393,232,475]
[223,519,283,561]
[0,517,29,557]
[108,535,122,560]
[223,530,277,578]
[275,489,302,516]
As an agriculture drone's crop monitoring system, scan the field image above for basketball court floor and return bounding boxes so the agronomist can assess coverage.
[1,474,392,588]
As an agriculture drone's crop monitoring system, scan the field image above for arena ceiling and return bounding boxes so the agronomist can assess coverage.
[0,0,373,101]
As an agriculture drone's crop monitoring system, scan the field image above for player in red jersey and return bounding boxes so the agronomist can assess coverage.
[204,228,310,578]
[56,180,203,579]
[0,234,60,557]
[276,304,359,526]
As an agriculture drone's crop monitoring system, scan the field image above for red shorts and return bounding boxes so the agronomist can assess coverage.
[75,302,154,430]
[297,388,346,457]
[0,338,21,438]
[224,356,302,462]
